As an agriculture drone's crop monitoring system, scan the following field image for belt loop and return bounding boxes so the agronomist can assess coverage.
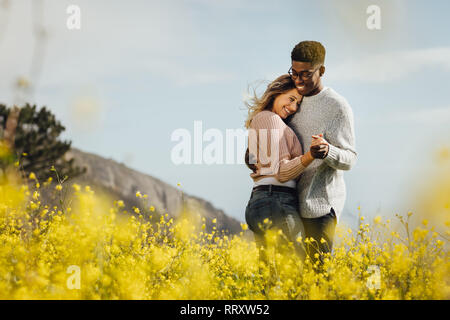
[269,184,272,195]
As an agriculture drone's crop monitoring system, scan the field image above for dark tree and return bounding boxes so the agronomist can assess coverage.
[0,103,86,182]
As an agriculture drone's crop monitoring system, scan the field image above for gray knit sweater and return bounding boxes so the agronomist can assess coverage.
[287,87,357,221]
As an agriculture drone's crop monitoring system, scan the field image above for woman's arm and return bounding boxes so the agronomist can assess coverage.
[277,151,314,182]
[249,111,316,182]
[277,134,327,182]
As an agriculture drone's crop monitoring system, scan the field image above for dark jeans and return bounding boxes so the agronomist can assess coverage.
[301,207,337,266]
[245,188,306,262]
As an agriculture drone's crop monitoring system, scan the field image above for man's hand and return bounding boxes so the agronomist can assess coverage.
[310,134,329,159]
[245,147,258,172]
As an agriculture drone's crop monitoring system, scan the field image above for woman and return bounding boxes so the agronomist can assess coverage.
[244,74,325,261]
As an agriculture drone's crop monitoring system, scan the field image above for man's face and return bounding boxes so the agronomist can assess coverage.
[290,60,324,96]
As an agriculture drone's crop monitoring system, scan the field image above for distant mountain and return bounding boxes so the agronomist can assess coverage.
[62,148,242,234]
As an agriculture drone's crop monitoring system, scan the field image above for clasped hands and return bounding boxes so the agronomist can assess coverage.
[310,133,329,159]
[245,133,330,173]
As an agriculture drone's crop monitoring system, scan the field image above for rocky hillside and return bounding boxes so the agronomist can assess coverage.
[62,148,242,234]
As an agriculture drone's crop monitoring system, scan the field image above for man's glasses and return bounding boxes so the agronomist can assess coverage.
[288,66,320,80]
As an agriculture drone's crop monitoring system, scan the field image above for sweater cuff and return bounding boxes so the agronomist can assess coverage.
[324,143,340,164]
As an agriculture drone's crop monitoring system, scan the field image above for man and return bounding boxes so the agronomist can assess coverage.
[286,40,357,265]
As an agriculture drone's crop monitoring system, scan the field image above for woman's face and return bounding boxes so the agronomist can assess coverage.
[271,88,302,119]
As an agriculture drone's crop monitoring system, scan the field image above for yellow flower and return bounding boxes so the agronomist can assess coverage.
[117,200,125,208]
[422,219,428,226]
[212,218,217,224]
[373,216,382,224]
[29,201,38,210]
[136,191,142,198]
[55,184,63,191]
[240,223,248,231]
[72,184,81,192]
[29,172,36,180]
[149,206,155,212]
[391,231,400,238]
[133,207,140,214]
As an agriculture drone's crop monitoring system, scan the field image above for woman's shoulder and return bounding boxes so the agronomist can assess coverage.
[251,110,286,128]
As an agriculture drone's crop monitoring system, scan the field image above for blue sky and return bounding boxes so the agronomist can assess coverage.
[0,0,449,228]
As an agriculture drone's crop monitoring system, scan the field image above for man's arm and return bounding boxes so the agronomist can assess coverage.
[322,103,357,171]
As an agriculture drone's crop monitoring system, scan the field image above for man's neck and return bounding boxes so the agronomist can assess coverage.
[305,83,324,97]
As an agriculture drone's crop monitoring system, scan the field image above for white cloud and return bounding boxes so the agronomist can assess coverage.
[0,0,236,105]
[362,106,450,127]
[391,106,450,126]
[328,47,450,83]
[185,0,265,10]
[142,58,235,87]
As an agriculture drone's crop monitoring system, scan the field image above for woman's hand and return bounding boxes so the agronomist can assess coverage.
[311,133,327,146]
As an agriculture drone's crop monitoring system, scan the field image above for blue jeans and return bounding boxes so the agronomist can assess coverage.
[245,188,306,261]
[301,207,337,266]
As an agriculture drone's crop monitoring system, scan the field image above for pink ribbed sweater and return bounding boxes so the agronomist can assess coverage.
[248,110,306,183]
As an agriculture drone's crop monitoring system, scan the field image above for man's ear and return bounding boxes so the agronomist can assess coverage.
[319,65,325,77]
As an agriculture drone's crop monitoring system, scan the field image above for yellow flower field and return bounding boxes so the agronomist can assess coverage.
[0,147,449,300]
[0,177,448,300]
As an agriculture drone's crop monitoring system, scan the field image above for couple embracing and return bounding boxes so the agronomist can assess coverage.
[244,41,357,266]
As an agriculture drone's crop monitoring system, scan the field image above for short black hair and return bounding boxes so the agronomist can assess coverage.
[291,41,326,66]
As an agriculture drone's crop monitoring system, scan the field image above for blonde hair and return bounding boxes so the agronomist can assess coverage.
[244,74,297,129]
